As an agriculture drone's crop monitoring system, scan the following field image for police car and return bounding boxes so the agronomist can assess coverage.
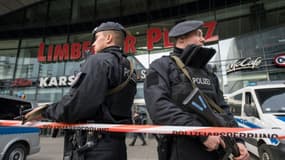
[227,81,285,160]
[0,95,40,160]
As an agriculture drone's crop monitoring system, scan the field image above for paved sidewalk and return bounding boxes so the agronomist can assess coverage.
[28,136,158,160]
[28,136,257,160]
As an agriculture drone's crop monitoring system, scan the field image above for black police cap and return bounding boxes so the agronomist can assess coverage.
[92,21,127,38]
[169,20,203,38]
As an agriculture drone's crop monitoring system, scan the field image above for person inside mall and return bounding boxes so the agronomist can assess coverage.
[144,20,250,160]
[24,21,137,160]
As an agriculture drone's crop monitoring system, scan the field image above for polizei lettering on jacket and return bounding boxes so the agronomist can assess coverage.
[39,75,75,87]
[192,77,211,85]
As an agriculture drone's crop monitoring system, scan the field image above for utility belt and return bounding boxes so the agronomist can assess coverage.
[91,132,126,140]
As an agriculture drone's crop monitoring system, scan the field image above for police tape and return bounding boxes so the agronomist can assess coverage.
[0,120,285,139]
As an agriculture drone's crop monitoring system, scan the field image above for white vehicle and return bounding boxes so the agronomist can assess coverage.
[227,82,285,160]
[0,95,40,160]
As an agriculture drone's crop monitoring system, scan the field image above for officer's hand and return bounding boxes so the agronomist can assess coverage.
[24,104,48,123]
[233,143,250,160]
[203,136,223,151]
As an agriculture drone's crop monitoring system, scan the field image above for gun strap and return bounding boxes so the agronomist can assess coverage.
[171,55,224,113]
[106,59,134,96]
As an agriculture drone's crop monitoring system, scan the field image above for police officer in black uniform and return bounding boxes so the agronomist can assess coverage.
[144,20,249,160]
[25,22,137,160]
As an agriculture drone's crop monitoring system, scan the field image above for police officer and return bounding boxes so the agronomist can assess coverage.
[144,20,249,160]
[25,21,137,160]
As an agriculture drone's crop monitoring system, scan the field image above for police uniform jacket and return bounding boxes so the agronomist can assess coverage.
[42,46,137,124]
[144,45,236,160]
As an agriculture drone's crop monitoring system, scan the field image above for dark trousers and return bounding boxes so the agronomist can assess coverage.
[130,133,146,145]
[84,134,127,160]
[169,136,220,160]
[63,132,126,160]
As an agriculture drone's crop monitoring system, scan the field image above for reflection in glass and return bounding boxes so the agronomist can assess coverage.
[228,93,242,116]
[45,35,67,45]
[12,87,37,101]
[0,50,17,79]
[64,61,81,76]
[39,62,65,77]
[126,24,148,55]
[135,82,144,99]
[69,33,91,43]
[15,48,39,79]
[0,40,19,49]
[256,88,285,113]
[37,88,64,103]
[21,38,43,48]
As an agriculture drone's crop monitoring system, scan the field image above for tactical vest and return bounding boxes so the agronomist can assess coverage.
[169,58,217,110]
[103,48,137,122]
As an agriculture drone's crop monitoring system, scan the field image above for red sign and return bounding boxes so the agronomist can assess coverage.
[38,41,91,62]
[38,21,218,62]
[125,21,218,53]
[11,78,33,87]
[274,53,285,67]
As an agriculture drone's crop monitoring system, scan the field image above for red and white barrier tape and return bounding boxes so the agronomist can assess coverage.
[1,120,285,139]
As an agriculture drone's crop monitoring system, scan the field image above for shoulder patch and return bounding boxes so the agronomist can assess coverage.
[146,72,159,87]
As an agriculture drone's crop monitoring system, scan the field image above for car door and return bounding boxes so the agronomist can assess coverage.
[242,91,263,128]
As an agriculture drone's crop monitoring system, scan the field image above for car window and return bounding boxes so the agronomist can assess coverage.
[228,93,242,116]
[0,97,32,120]
[255,88,285,113]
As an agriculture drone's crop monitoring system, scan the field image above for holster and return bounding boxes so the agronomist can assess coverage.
[63,130,94,160]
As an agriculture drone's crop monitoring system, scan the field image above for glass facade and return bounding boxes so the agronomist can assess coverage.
[0,0,285,103]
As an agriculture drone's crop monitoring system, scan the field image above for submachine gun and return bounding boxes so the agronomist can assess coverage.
[171,55,240,160]
[182,87,240,160]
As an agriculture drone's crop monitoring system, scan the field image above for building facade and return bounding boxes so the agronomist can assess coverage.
[0,0,285,103]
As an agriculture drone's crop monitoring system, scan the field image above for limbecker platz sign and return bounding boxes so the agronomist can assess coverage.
[37,21,218,63]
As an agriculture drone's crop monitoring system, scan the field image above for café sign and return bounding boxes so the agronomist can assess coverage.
[226,57,262,74]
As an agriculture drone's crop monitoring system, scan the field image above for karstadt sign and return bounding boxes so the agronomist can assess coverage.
[39,69,147,88]
[39,75,76,87]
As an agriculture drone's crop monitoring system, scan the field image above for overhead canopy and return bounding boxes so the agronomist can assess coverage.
[0,0,42,16]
